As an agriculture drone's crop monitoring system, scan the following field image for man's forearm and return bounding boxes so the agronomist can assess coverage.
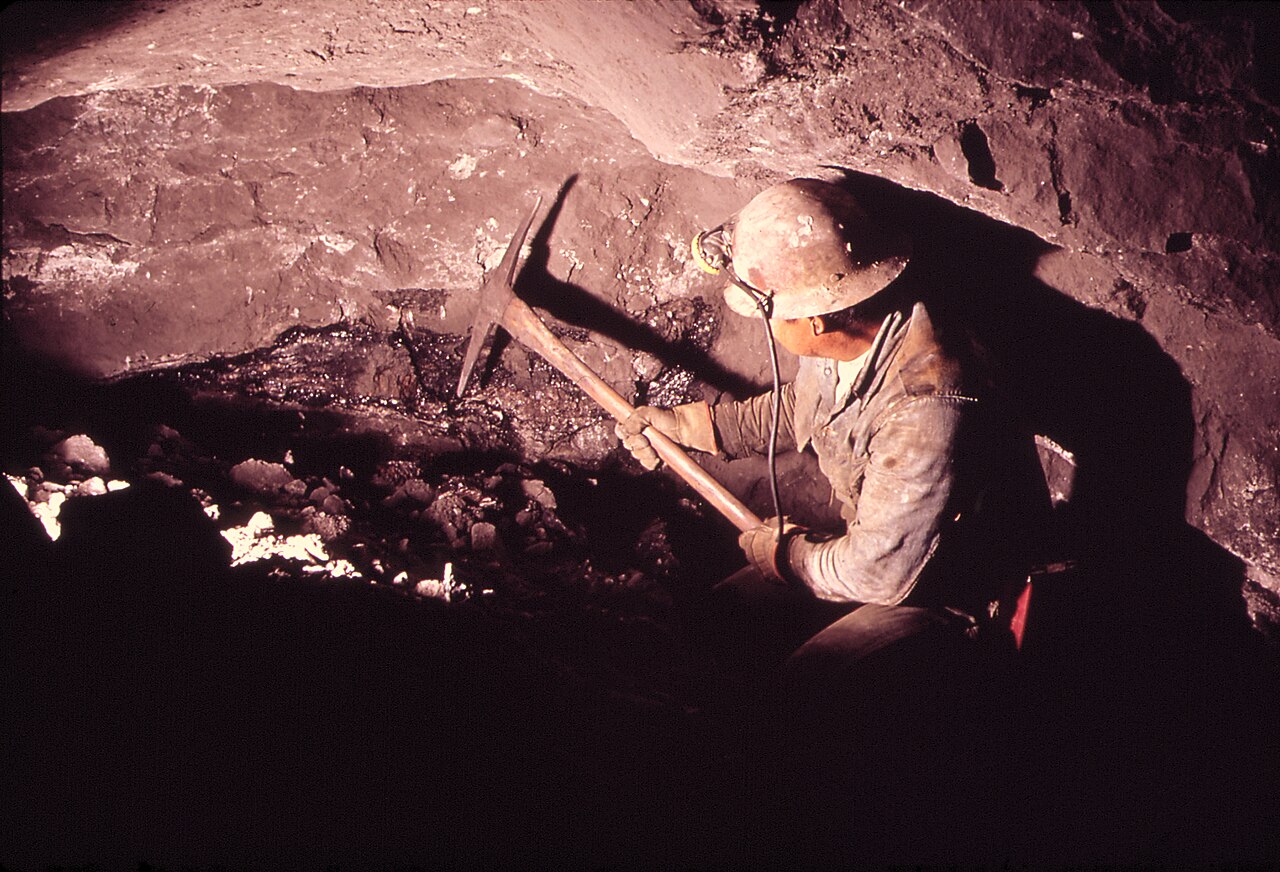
[710,384,799,459]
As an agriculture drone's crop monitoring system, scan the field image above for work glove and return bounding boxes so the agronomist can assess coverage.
[616,401,718,470]
[738,517,802,586]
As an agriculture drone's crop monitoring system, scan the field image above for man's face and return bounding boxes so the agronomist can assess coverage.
[768,312,878,361]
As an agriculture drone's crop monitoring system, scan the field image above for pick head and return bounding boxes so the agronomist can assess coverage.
[455,195,544,397]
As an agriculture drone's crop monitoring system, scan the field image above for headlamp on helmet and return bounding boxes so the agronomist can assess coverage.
[691,223,733,275]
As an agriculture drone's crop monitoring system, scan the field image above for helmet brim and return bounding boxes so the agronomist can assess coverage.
[723,254,910,319]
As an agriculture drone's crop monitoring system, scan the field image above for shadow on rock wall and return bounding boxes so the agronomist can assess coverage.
[771,169,1280,863]
[832,168,1253,649]
[476,173,761,403]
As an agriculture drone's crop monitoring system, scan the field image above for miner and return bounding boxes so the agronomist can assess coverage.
[617,177,1043,669]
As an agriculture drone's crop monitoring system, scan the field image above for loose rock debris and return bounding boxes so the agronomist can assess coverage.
[6,320,737,714]
[7,469,130,541]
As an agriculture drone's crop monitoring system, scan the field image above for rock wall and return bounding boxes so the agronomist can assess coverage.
[2,79,751,377]
[3,0,1277,621]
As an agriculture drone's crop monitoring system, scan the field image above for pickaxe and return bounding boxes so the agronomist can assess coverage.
[455,197,762,533]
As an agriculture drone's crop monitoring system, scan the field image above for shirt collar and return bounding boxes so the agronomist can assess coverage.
[834,349,872,406]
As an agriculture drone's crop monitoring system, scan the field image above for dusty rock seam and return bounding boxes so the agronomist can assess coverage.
[889,2,1147,116]
[30,220,136,249]
[1114,256,1280,340]
[1043,118,1077,229]
[1195,413,1230,515]
[885,4,1263,171]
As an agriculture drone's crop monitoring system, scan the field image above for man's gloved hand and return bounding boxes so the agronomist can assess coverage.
[738,517,802,585]
[616,401,717,470]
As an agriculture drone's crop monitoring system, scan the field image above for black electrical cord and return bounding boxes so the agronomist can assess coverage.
[756,302,785,528]
[727,270,785,528]
[694,228,785,528]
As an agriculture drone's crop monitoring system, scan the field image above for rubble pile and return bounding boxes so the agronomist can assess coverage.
[5,328,737,711]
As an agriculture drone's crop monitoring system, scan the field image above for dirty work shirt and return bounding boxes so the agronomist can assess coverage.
[711,301,982,606]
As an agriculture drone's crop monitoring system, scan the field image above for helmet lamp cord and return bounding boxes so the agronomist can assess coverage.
[700,230,786,530]
[748,292,786,528]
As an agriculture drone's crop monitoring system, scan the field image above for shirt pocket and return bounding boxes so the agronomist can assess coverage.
[815,443,868,522]
[812,414,872,517]
[843,455,870,521]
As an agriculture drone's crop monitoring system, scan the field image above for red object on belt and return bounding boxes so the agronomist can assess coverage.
[1009,578,1033,650]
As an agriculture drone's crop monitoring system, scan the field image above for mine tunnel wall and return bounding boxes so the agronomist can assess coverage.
[2,0,1278,628]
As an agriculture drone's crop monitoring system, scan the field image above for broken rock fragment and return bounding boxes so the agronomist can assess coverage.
[520,478,557,510]
[301,510,351,543]
[45,434,111,482]
[74,477,109,497]
[229,459,298,495]
[470,521,501,552]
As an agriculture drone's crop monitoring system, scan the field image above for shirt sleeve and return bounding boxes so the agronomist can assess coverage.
[785,394,972,604]
[709,382,799,460]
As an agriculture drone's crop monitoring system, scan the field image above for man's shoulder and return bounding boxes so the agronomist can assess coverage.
[892,302,972,398]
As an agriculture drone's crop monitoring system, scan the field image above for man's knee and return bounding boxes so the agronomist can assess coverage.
[697,568,852,670]
[772,604,974,733]
[785,603,953,670]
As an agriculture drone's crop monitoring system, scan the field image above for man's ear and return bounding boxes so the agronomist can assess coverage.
[810,315,827,336]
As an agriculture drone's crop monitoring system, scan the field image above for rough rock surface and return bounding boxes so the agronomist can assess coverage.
[6,4,1280,869]
[3,2,1278,616]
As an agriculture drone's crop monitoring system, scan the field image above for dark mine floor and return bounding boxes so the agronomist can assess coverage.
[4,341,1280,870]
